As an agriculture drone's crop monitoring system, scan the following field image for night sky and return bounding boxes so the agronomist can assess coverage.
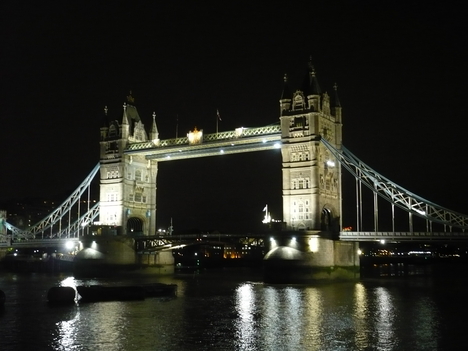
[2,2,467,233]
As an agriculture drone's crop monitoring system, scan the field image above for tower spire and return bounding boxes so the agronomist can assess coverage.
[332,83,342,123]
[280,73,292,115]
[302,56,321,96]
[150,111,159,141]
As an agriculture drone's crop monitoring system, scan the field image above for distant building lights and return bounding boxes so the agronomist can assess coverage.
[380,239,385,244]
[326,160,335,167]
[262,139,267,143]
[220,149,224,154]
[274,143,281,149]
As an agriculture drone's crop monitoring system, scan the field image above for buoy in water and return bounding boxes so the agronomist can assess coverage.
[47,286,76,304]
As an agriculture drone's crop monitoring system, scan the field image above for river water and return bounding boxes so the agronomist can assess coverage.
[0,265,466,351]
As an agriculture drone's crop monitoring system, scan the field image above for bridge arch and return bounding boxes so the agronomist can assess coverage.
[321,207,333,231]
[127,217,144,235]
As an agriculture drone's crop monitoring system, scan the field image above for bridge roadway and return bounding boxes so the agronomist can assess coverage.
[136,231,468,253]
[2,231,468,250]
[0,238,80,249]
[339,231,468,242]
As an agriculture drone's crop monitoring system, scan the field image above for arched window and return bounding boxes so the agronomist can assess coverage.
[135,170,142,181]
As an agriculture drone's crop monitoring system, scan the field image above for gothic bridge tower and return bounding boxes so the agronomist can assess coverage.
[98,93,159,236]
[280,59,343,234]
[75,93,172,276]
[264,60,358,283]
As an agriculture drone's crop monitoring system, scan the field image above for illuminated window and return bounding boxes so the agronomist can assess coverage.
[134,193,142,202]
[135,170,142,181]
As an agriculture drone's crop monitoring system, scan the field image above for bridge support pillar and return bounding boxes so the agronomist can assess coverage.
[74,236,174,276]
[263,232,359,283]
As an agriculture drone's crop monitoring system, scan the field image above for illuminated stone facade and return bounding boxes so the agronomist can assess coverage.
[99,96,159,235]
[280,60,343,233]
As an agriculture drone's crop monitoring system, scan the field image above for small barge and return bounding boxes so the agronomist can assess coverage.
[76,283,177,302]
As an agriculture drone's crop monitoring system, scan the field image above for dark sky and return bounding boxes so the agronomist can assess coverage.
[2,1,467,233]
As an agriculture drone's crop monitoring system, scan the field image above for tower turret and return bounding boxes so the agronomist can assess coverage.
[150,112,159,142]
[301,58,322,112]
[331,83,342,123]
[280,74,292,115]
[100,106,109,141]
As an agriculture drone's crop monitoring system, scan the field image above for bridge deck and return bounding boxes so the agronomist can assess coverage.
[340,231,468,242]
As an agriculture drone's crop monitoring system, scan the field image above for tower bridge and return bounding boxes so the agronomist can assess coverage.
[2,60,468,281]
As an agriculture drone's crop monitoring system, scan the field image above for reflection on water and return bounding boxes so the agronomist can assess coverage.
[353,282,369,349]
[374,287,395,349]
[0,269,466,350]
[234,283,256,350]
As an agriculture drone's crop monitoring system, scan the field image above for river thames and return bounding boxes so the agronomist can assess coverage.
[0,264,466,351]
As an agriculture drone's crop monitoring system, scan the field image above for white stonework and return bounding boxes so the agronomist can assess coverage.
[99,98,158,236]
[280,64,343,232]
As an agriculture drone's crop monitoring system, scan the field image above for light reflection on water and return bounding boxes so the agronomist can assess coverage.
[374,287,395,350]
[0,270,466,350]
[353,282,370,349]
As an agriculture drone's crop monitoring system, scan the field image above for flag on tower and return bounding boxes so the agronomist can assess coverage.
[217,109,221,121]
[263,205,267,212]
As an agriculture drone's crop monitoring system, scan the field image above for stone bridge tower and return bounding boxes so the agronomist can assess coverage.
[74,94,174,275]
[280,59,343,234]
[98,93,159,236]
[264,60,358,283]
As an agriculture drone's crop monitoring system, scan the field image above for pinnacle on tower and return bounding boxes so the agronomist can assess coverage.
[332,83,341,108]
[280,73,292,100]
[301,57,321,96]
[150,111,159,141]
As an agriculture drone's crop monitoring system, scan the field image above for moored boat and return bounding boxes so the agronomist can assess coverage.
[77,285,145,302]
[47,286,76,304]
[141,283,177,297]
[76,283,177,302]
